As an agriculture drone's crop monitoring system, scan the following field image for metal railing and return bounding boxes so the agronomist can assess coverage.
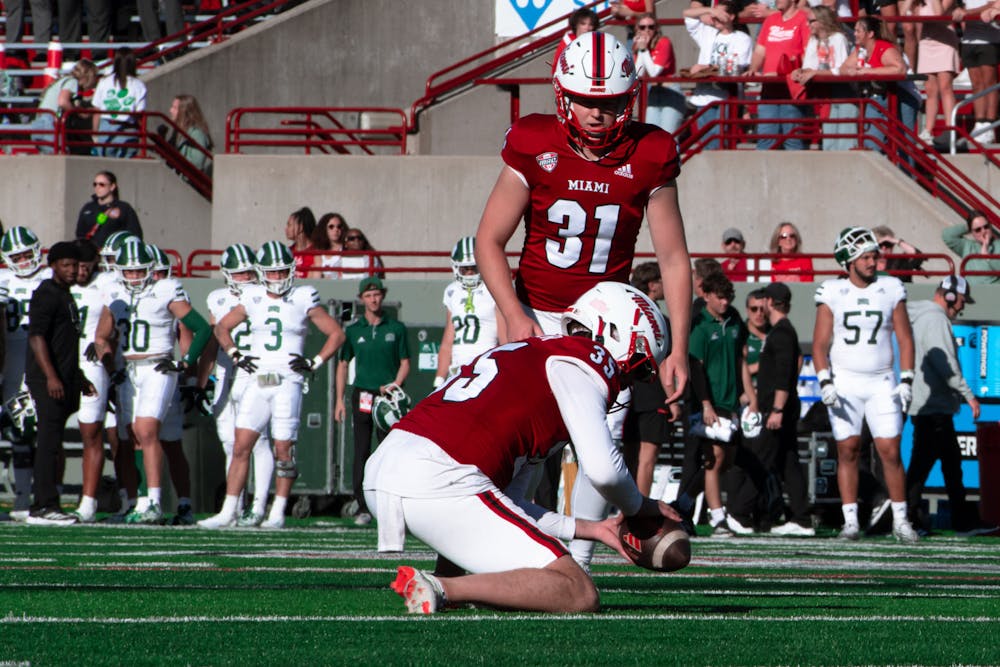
[224,107,408,155]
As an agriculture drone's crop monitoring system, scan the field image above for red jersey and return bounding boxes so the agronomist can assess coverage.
[501,114,680,312]
[395,335,621,489]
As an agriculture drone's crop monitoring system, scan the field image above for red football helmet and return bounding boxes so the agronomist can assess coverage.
[553,31,638,150]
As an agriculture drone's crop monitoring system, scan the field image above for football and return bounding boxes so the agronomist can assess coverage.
[619,515,691,573]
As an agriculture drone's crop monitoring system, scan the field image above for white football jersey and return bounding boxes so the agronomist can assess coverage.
[119,277,189,357]
[442,280,500,370]
[5,267,53,348]
[815,275,906,374]
[207,286,253,376]
[72,271,117,355]
[240,284,321,371]
[0,267,12,302]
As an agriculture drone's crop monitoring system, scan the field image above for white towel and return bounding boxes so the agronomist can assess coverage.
[375,490,407,553]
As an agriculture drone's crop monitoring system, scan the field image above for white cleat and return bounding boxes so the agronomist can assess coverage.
[892,520,920,544]
[839,524,861,541]
[261,514,285,529]
[197,512,236,529]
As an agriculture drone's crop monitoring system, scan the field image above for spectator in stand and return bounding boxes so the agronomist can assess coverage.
[611,0,655,44]
[138,0,185,42]
[92,47,148,159]
[285,207,317,279]
[766,221,814,282]
[720,227,753,282]
[872,225,924,282]
[311,213,349,279]
[941,210,1000,283]
[341,228,385,279]
[57,1,113,60]
[879,0,919,73]
[808,0,854,19]
[5,1,52,53]
[633,13,685,134]
[789,6,854,151]
[915,0,960,143]
[840,16,907,153]
[958,1,1000,141]
[683,2,754,149]
[31,60,100,154]
[551,7,599,74]
[748,0,810,150]
[167,94,212,174]
[75,171,143,248]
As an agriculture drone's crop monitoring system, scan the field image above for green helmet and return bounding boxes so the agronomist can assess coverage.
[372,384,412,433]
[256,241,296,296]
[146,244,172,278]
[220,243,259,294]
[833,227,879,269]
[450,235,480,288]
[116,239,155,294]
[0,226,42,277]
[100,231,137,271]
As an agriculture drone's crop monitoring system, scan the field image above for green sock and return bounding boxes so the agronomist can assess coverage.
[134,450,148,496]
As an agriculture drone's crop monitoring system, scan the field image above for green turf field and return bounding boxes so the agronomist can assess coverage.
[1,518,998,666]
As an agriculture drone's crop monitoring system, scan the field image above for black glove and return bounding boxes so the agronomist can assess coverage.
[109,369,126,386]
[179,382,213,417]
[155,359,189,374]
[84,342,100,363]
[232,351,258,374]
[289,353,317,374]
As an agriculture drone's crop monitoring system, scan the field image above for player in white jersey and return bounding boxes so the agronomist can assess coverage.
[812,227,919,543]
[200,243,274,526]
[70,241,125,522]
[199,241,345,529]
[0,226,52,521]
[94,240,212,524]
[433,236,505,388]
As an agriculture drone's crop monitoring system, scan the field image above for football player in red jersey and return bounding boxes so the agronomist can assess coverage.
[366,282,682,614]
[475,30,691,403]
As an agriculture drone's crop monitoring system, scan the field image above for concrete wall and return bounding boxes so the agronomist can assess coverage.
[141,0,496,152]
[210,151,961,269]
[0,156,210,250]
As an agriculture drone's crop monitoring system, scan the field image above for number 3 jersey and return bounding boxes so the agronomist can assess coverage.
[395,335,622,490]
[239,283,320,372]
[814,275,906,375]
[501,114,680,312]
[442,280,499,371]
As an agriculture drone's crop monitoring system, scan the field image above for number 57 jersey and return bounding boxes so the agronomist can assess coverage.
[240,283,320,372]
[814,275,906,375]
[502,114,680,312]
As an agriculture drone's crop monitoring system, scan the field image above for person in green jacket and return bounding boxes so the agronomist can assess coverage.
[941,211,1000,284]
[167,94,213,174]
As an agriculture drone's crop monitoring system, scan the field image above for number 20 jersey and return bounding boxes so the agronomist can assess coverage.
[239,283,320,371]
[395,335,621,490]
[814,275,906,375]
[502,114,680,312]
[442,280,499,370]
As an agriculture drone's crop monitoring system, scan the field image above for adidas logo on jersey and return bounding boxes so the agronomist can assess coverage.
[614,163,634,179]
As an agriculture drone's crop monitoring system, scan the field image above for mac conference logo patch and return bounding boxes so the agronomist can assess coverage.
[536,152,558,173]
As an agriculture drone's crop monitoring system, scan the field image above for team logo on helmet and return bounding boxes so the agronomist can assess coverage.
[146,244,172,278]
[833,227,879,269]
[0,226,42,278]
[372,384,412,433]
[450,235,481,289]
[100,231,136,272]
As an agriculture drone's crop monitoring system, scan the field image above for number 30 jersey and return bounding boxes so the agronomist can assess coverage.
[815,275,906,375]
[121,277,189,356]
[442,280,499,371]
[502,114,680,312]
[239,283,320,371]
[395,335,621,490]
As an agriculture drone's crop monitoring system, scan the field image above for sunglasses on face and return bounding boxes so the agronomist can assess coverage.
[346,235,363,241]
[724,238,743,245]
[972,225,990,233]
[879,241,894,250]
[748,306,764,313]
[93,182,110,187]
[779,232,797,240]
[637,24,656,30]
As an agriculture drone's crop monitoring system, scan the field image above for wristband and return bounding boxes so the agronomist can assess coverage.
[227,347,238,359]
[311,355,325,370]
[433,376,444,388]
[899,369,914,384]
[817,368,832,386]
[771,407,783,414]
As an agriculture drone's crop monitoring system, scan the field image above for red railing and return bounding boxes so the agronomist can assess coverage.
[959,254,1000,280]
[224,107,408,155]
